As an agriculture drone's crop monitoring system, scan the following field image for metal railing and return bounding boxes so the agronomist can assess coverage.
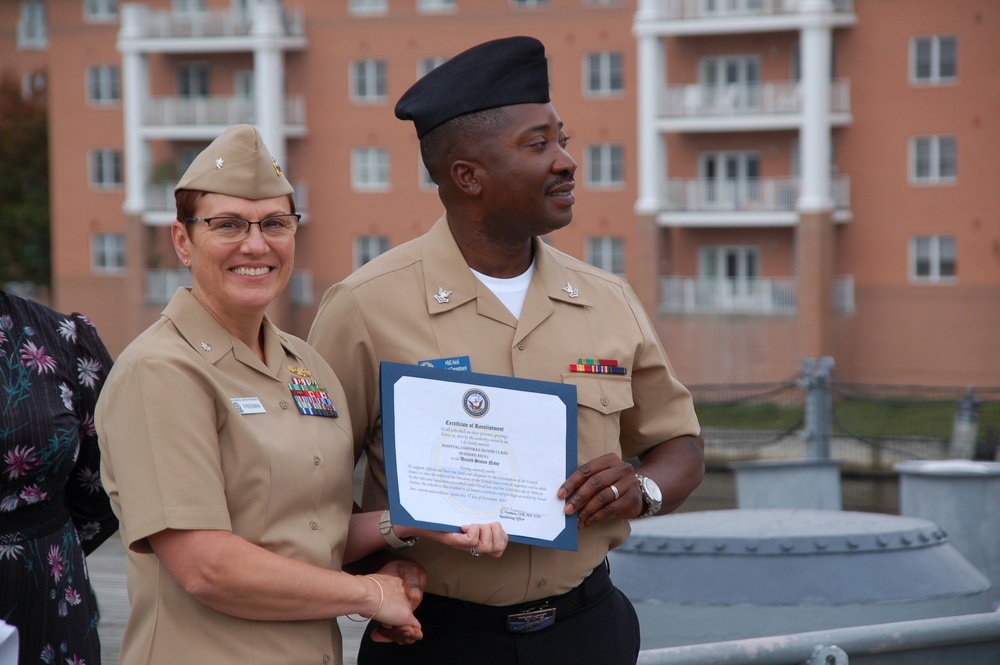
[659,79,851,118]
[641,0,854,21]
[144,180,309,217]
[660,275,855,315]
[637,609,1000,664]
[131,7,305,39]
[143,95,306,129]
[662,176,851,213]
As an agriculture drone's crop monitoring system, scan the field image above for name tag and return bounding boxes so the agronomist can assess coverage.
[417,355,471,372]
[230,397,266,414]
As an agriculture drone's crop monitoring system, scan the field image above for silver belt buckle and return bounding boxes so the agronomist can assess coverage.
[506,605,556,633]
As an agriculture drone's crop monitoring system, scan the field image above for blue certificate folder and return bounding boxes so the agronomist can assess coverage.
[379,361,578,551]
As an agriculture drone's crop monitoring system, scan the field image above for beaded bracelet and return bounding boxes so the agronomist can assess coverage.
[346,575,384,623]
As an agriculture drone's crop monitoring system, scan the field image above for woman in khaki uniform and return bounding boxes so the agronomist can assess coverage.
[96,125,506,665]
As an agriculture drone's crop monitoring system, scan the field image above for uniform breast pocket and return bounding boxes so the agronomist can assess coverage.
[562,374,634,458]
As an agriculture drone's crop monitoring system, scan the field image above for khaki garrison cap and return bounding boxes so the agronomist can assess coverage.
[174,124,293,199]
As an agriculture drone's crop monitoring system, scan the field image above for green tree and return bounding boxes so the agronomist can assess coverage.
[0,71,50,287]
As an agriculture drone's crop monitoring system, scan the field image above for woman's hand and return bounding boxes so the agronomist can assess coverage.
[363,573,423,644]
[407,522,509,558]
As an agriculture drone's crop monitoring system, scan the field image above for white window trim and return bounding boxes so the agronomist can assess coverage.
[87,65,120,106]
[89,149,123,189]
[91,233,125,274]
[354,235,389,269]
[417,0,456,13]
[909,235,956,283]
[350,59,387,103]
[586,236,625,276]
[351,147,391,192]
[585,143,625,189]
[583,51,623,98]
[909,135,957,185]
[348,0,388,16]
[84,0,118,22]
[910,34,957,85]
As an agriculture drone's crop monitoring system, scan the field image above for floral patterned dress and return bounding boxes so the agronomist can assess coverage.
[0,291,118,665]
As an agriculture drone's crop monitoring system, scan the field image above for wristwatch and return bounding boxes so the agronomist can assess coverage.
[634,473,663,518]
[379,509,416,549]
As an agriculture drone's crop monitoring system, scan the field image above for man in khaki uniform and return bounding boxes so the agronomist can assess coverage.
[309,37,704,664]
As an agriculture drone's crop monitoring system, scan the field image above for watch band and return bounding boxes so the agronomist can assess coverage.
[379,509,416,549]
[635,473,663,518]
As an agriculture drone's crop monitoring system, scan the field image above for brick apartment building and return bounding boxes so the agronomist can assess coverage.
[1,0,997,387]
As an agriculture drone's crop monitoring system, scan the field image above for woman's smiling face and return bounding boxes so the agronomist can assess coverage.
[172,192,295,331]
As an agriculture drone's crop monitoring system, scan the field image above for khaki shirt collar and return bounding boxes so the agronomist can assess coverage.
[163,287,298,380]
[420,214,593,319]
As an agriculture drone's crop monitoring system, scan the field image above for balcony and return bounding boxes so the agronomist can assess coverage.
[659,275,855,315]
[660,176,851,226]
[142,180,310,226]
[635,0,856,36]
[141,95,307,139]
[658,80,851,132]
[119,6,306,53]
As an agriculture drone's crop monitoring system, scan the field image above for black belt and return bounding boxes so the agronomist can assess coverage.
[418,560,614,634]
[0,497,70,543]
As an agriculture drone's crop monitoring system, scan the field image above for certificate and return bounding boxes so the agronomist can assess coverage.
[380,361,578,551]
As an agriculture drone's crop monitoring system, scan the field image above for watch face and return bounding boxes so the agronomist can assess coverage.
[643,477,663,503]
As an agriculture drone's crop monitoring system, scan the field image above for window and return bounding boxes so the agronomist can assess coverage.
[351,60,387,103]
[234,70,254,99]
[89,149,123,188]
[173,0,207,14]
[910,135,956,184]
[87,65,120,105]
[21,71,46,100]
[700,55,760,110]
[18,1,47,49]
[586,237,624,276]
[911,35,957,84]
[351,147,390,191]
[585,144,624,188]
[289,270,313,305]
[348,0,387,15]
[84,0,117,20]
[177,63,209,97]
[910,235,956,282]
[417,0,456,12]
[511,0,547,6]
[699,151,759,207]
[92,233,125,273]
[418,56,448,78]
[584,52,623,96]
[355,235,389,269]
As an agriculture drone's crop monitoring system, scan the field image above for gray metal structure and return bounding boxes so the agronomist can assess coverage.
[609,509,993,650]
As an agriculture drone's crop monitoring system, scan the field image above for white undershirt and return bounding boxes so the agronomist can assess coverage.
[470,260,536,319]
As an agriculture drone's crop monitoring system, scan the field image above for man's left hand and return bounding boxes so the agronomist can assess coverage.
[557,453,641,527]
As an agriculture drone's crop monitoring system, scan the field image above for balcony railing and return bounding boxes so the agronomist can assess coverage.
[660,275,855,315]
[131,8,305,39]
[144,180,309,218]
[143,95,306,129]
[663,176,850,213]
[641,0,853,20]
[659,80,851,119]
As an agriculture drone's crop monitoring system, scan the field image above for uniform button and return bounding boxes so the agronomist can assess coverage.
[314,456,321,466]
[601,396,609,406]
[537,578,547,589]
[280,400,289,410]
[323,655,331,664]
[310,521,319,530]
[517,342,525,350]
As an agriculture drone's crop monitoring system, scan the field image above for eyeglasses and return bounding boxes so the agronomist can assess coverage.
[183,214,301,242]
